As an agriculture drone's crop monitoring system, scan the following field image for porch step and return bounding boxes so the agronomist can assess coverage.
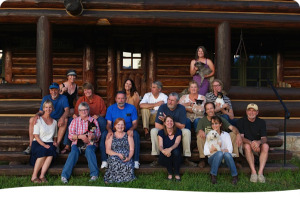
[0,136,284,152]
[0,163,297,176]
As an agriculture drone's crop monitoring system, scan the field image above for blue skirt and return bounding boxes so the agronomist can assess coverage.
[29,141,57,166]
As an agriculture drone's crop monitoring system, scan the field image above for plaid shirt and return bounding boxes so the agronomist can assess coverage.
[68,116,101,147]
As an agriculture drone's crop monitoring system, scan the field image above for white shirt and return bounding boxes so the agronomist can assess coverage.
[33,117,58,143]
[204,131,233,156]
[140,92,168,113]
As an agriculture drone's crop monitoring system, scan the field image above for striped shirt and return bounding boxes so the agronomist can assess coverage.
[68,116,101,147]
[205,92,232,116]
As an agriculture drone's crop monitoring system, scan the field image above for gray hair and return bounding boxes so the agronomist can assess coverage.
[153,81,163,90]
[78,102,90,113]
[168,92,179,101]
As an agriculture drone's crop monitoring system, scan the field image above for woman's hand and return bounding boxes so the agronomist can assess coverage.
[53,141,58,147]
[80,134,89,144]
[158,112,166,122]
[43,144,50,149]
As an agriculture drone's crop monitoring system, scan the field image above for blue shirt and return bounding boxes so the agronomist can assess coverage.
[39,94,69,120]
[105,103,138,131]
[158,129,182,151]
[155,103,187,126]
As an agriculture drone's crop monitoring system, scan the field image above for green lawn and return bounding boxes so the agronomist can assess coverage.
[1,158,300,192]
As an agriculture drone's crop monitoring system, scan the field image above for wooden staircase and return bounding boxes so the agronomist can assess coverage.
[0,85,298,176]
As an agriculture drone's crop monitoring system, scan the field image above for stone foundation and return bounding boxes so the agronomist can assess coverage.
[276,133,300,158]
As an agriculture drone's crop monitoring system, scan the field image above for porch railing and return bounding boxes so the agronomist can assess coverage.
[268,79,290,166]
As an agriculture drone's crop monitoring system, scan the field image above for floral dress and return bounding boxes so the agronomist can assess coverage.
[104,133,136,183]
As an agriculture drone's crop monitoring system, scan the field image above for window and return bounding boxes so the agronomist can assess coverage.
[122,51,141,69]
[231,54,276,87]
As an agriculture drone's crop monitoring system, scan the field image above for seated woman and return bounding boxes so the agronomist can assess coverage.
[158,116,182,181]
[59,69,78,116]
[62,82,107,154]
[123,79,140,111]
[190,46,215,96]
[204,116,238,185]
[179,80,206,131]
[30,100,58,183]
[104,118,136,183]
[205,79,235,125]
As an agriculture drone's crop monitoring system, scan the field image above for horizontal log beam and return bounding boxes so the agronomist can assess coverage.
[2,0,299,14]
[0,9,300,28]
[0,84,41,99]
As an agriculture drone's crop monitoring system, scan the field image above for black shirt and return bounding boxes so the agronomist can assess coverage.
[236,116,267,141]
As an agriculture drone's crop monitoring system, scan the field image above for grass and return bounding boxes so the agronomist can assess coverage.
[0,158,300,192]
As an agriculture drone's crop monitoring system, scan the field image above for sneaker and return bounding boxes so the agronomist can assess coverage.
[210,174,217,184]
[232,175,238,185]
[184,159,197,167]
[250,174,258,183]
[23,146,31,155]
[198,160,206,168]
[134,161,140,169]
[100,161,108,169]
[258,174,266,183]
[61,177,68,184]
[89,176,98,182]
[150,160,158,167]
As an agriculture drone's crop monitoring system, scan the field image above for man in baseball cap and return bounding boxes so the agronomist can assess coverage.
[236,103,269,183]
[23,82,70,155]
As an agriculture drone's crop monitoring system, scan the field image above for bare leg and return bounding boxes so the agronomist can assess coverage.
[244,143,256,174]
[28,117,35,147]
[31,157,46,180]
[258,143,269,175]
[39,156,53,179]
[56,118,68,146]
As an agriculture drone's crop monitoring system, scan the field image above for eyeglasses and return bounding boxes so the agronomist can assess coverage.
[79,108,88,112]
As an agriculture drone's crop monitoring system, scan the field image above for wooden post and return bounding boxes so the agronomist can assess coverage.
[148,40,156,93]
[215,21,231,91]
[107,42,116,106]
[83,44,96,87]
[4,48,12,83]
[36,16,52,97]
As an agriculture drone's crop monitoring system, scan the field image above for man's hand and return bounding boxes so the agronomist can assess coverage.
[236,134,242,147]
[58,117,66,127]
[127,129,134,137]
[251,140,261,153]
[198,130,206,139]
[155,101,164,107]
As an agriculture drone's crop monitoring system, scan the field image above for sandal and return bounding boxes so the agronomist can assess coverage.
[40,177,48,183]
[61,146,70,154]
[31,178,41,183]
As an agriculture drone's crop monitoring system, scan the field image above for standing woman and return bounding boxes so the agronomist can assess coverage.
[204,116,238,185]
[190,46,215,96]
[179,80,206,131]
[30,100,58,183]
[123,79,140,111]
[104,118,136,183]
[59,69,78,116]
[158,116,182,181]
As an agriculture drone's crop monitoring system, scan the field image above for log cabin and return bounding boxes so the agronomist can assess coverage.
[0,0,299,175]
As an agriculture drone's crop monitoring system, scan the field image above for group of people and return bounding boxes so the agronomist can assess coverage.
[26,45,269,185]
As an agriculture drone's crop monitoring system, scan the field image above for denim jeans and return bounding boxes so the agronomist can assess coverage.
[208,151,238,176]
[185,118,201,131]
[61,145,99,179]
[220,114,237,127]
[63,116,107,146]
[100,130,140,162]
[158,149,182,175]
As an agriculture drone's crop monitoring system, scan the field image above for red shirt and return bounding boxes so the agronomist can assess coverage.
[75,95,106,117]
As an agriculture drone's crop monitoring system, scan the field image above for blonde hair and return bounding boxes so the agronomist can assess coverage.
[188,80,199,93]
[42,100,54,111]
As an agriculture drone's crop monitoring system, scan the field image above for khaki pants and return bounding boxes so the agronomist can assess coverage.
[150,128,191,157]
[196,132,239,158]
[141,109,157,130]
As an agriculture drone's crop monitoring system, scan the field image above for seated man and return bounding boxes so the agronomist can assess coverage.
[140,81,168,140]
[205,79,235,125]
[24,82,69,154]
[236,103,269,183]
[196,102,242,168]
[61,82,107,154]
[61,102,101,183]
[150,92,195,167]
[100,91,140,169]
